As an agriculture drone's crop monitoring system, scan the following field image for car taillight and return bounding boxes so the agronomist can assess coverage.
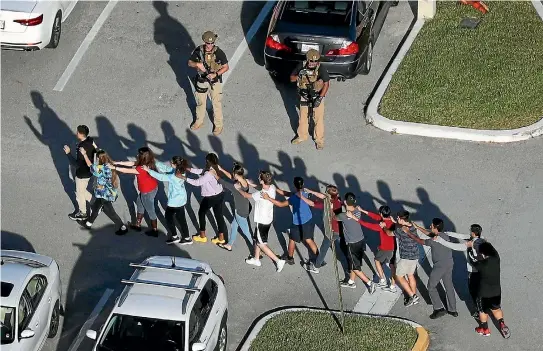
[265,35,292,52]
[14,14,43,26]
[326,41,359,56]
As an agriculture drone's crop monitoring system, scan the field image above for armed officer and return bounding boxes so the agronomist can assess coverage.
[188,31,229,136]
[290,49,330,150]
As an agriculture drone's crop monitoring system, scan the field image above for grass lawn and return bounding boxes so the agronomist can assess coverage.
[249,311,418,351]
[379,1,543,130]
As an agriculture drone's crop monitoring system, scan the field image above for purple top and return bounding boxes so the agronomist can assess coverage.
[186,168,223,197]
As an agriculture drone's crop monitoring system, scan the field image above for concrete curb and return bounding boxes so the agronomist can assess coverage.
[237,306,429,351]
[365,3,543,143]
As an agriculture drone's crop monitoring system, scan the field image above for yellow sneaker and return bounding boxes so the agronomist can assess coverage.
[192,235,207,243]
[211,237,225,245]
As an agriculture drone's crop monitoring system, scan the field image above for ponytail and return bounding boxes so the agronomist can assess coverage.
[171,156,190,175]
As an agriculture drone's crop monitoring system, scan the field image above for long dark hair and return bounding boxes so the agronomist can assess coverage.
[135,147,157,171]
[171,156,190,176]
[96,150,119,189]
[204,153,219,173]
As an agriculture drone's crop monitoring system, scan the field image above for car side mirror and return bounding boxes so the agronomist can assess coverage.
[192,342,206,351]
[20,329,35,339]
[86,330,97,340]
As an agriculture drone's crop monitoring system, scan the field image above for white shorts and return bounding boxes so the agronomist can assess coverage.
[395,258,418,276]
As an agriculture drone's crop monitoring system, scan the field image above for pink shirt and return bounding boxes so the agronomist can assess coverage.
[186,168,223,197]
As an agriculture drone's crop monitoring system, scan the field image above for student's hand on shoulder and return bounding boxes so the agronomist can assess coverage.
[142,165,149,171]
[63,145,70,154]
[379,221,386,228]
[79,147,86,155]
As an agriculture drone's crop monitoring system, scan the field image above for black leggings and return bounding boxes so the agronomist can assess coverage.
[165,206,189,240]
[88,198,123,228]
[198,192,226,234]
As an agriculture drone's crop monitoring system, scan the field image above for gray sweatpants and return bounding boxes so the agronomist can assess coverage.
[427,263,456,312]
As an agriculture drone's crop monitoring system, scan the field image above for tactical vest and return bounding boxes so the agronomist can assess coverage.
[200,45,222,73]
[297,61,324,92]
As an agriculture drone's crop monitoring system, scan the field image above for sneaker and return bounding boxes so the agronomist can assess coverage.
[213,126,223,136]
[384,285,398,293]
[211,237,225,245]
[291,137,306,145]
[192,234,207,243]
[405,296,416,307]
[448,311,459,317]
[499,321,510,339]
[340,279,356,289]
[429,309,447,319]
[367,281,376,294]
[179,237,193,245]
[145,229,159,237]
[280,254,295,265]
[245,257,261,267]
[412,294,420,305]
[472,311,480,319]
[475,327,491,337]
[77,220,91,229]
[276,260,286,272]
[319,261,327,267]
[115,226,128,236]
[304,262,319,274]
[377,279,388,288]
[69,211,88,221]
[166,236,181,244]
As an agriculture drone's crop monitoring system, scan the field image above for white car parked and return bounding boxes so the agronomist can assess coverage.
[0,0,78,51]
[86,256,228,351]
[0,250,63,351]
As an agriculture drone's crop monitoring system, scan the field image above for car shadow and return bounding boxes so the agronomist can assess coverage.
[0,231,36,253]
[55,225,191,351]
[240,1,271,67]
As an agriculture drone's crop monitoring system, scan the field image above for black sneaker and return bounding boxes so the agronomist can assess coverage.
[69,211,88,221]
[145,229,159,237]
[281,254,295,265]
[166,236,181,244]
[448,311,459,317]
[115,226,129,236]
[340,279,356,289]
[77,220,91,229]
[429,309,447,319]
[179,237,193,245]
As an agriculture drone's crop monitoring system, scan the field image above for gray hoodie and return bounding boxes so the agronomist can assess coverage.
[434,233,485,272]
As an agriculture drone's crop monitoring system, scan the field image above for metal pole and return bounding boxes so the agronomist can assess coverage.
[323,194,345,334]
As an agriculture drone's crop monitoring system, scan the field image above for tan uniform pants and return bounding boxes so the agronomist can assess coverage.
[75,176,92,213]
[195,81,223,128]
[297,97,325,145]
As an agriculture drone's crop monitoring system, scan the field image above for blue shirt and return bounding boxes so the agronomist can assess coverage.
[288,191,312,225]
[147,162,187,207]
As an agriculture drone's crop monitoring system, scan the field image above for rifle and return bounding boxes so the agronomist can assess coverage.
[197,47,217,90]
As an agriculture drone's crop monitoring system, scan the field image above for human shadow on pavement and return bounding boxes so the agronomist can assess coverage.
[274,79,301,136]
[23,91,78,211]
[95,116,139,225]
[240,1,270,67]
[55,225,191,351]
[0,231,36,253]
[153,1,200,123]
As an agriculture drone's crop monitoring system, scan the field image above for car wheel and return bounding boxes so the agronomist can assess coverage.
[359,38,373,75]
[46,11,62,49]
[215,318,227,351]
[48,300,60,338]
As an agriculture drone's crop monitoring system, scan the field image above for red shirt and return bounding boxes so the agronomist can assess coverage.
[313,197,342,233]
[358,212,395,251]
[136,166,159,193]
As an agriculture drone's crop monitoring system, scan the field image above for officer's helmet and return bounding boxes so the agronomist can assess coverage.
[202,31,218,46]
[306,49,320,69]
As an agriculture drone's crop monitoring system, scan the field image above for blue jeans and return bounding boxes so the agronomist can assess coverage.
[135,188,158,220]
[228,213,253,246]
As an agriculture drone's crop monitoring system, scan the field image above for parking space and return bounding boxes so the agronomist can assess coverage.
[3,1,543,351]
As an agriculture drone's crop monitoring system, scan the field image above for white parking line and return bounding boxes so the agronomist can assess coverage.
[67,288,114,351]
[222,0,275,84]
[53,0,118,92]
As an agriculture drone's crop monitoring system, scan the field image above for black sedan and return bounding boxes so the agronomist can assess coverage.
[264,0,398,81]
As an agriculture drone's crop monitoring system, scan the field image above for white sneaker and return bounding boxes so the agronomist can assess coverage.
[378,279,388,288]
[276,259,286,272]
[368,281,376,294]
[245,257,261,267]
[384,285,398,293]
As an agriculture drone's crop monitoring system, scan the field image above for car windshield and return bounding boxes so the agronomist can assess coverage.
[281,1,353,26]
[97,314,185,351]
[1,306,16,345]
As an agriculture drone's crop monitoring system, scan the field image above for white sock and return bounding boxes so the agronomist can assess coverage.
[121,225,126,230]
[380,278,386,283]
[348,279,355,284]
[85,221,92,226]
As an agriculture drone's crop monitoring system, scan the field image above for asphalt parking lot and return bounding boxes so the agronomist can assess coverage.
[2,1,543,351]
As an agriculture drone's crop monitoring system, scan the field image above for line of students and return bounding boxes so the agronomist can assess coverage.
[63,133,509,339]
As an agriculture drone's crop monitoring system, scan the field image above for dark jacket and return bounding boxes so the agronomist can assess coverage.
[67,137,96,178]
